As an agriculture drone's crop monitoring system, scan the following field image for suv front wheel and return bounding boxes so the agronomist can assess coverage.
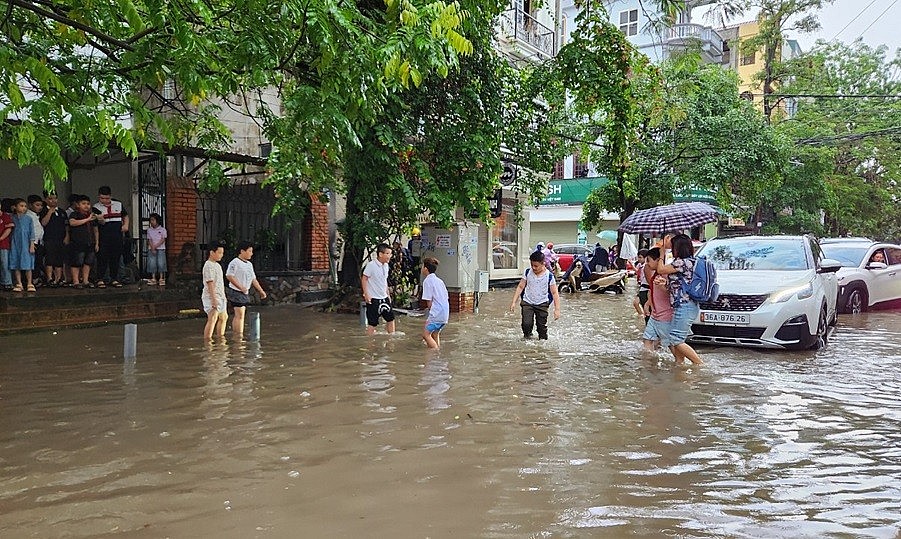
[806,306,829,350]
[844,285,868,314]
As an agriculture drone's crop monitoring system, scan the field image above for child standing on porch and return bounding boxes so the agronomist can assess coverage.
[0,199,14,291]
[145,213,167,286]
[68,195,99,289]
[9,198,37,292]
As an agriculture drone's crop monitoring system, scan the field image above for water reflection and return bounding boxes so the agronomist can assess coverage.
[0,293,899,537]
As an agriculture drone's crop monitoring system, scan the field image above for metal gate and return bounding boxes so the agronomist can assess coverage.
[137,157,166,275]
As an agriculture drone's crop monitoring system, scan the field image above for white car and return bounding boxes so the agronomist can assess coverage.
[820,238,901,313]
[688,235,841,350]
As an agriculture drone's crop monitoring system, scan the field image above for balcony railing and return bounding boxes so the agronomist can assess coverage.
[663,23,724,61]
[499,6,557,59]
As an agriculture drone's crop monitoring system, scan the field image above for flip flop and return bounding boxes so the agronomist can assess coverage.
[27,285,36,292]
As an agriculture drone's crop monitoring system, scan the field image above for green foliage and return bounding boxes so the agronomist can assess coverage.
[1,0,471,192]
[772,40,901,240]
[553,9,787,233]
[330,0,570,279]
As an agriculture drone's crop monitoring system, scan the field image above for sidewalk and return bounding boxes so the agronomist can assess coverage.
[0,282,202,334]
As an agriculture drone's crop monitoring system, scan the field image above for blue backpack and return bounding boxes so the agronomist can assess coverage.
[684,256,720,303]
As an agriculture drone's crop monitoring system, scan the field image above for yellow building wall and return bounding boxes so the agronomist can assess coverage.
[736,21,762,99]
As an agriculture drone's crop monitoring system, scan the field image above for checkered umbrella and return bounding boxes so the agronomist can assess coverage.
[618,202,718,234]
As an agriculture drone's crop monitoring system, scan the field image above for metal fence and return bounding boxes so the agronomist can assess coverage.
[196,183,307,271]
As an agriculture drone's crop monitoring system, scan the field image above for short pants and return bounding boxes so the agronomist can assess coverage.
[69,243,96,268]
[425,321,446,333]
[226,286,251,307]
[642,317,672,345]
[667,301,699,346]
[366,297,395,326]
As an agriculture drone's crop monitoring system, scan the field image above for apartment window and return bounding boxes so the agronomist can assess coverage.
[551,159,565,179]
[619,10,638,36]
[741,51,756,66]
[573,153,590,178]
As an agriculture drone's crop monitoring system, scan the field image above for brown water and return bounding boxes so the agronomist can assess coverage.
[1,288,900,538]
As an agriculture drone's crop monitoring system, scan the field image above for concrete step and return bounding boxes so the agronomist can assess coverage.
[0,284,202,334]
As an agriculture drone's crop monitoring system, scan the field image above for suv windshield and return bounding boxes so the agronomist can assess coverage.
[820,244,869,267]
[698,239,810,271]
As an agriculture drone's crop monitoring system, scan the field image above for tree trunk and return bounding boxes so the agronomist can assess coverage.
[339,178,364,289]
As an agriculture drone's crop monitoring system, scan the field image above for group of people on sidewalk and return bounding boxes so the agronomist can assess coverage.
[0,186,168,292]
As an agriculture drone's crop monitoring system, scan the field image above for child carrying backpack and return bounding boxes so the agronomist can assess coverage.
[509,250,561,340]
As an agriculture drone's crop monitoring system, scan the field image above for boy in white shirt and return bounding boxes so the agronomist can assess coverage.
[225,240,268,339]
[361,242,395,335]
[509,250,561,340]
[420,256,449,348]
[202,241,228,341]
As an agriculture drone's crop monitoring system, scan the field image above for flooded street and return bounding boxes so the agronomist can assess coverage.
[1,287,900,538]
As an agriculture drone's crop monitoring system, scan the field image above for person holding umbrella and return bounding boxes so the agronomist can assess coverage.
[653,234,703,366]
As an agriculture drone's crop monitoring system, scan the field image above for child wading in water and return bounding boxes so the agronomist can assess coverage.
[419,257,449,349]
[641,247,673,350]
[509,250,561,339]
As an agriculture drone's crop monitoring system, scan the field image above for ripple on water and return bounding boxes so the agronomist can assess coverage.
[0,297,900,537]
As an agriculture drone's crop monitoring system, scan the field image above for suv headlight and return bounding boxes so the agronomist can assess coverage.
[770,282,814,303]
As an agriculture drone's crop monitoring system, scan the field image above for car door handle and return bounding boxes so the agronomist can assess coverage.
[890,272,897,276]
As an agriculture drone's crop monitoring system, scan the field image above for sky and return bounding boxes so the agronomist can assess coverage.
[697,0,901,55]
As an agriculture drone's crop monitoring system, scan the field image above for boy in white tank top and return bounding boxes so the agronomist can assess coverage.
[509,250,561,340]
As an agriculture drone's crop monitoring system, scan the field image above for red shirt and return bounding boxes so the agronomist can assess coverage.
[0,212,13,250]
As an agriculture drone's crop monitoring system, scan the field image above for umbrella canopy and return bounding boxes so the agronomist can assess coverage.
[595,229,618,244]
[618,202,718,235]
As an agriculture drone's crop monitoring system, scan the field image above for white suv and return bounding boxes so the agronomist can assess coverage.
[820,238,901,313]
[688,235,841,350]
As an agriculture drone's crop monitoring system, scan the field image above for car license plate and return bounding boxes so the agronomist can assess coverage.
[701,312,750,325]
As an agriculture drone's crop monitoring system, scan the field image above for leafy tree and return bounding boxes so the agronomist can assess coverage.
[319,0,571,288]
[769,40,901,239]
[701,0,834,122]
[1,0,471,187]
[555,9,786,234]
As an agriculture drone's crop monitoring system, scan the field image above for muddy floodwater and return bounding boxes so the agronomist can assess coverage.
[1,288,900,538]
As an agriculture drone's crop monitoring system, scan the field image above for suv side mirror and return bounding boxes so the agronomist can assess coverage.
[818,258,842,273]
[866,261,888,270]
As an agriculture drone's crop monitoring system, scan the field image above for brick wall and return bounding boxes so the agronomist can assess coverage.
[449,291,475,313]
[166,177,198,274]
[306,196,329,271]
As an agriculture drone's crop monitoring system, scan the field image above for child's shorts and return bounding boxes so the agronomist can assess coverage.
[69,243,96,268]
[366,297,395,326]
[44,239,66,267]
[425,321,446,333]
[203,297,227,314]
[642,317,673,345]
[226,286,251,307]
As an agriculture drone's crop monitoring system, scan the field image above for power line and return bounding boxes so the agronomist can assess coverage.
[750,93,901,99]
[852,0,900,42]
[796,126,901,145]
[831,0,880,41]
